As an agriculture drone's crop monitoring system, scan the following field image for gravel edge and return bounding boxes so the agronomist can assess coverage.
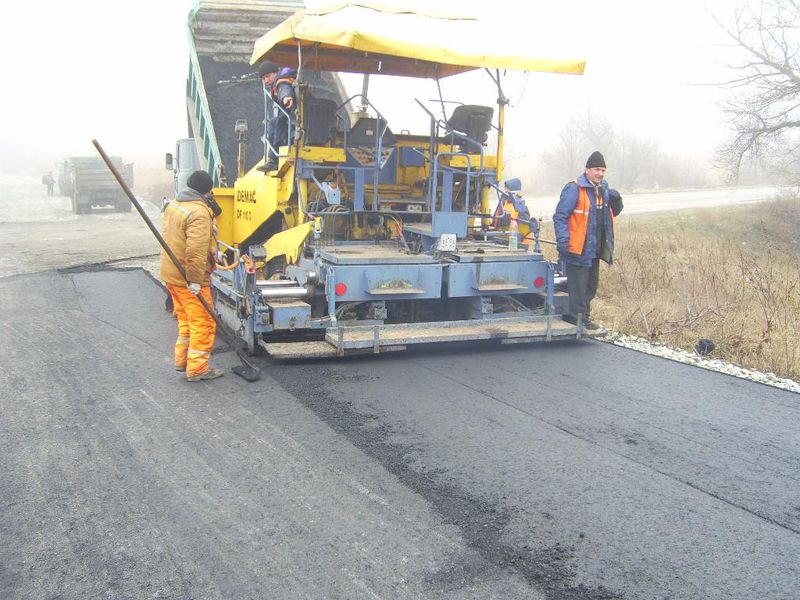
[600,331,800,394]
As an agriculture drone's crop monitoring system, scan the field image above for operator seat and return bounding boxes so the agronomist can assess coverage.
[445,105,493,153]
[348,117,397,147]
[303,96,339,145]
[345,116,397,179]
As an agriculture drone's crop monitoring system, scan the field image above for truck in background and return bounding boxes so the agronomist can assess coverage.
[61,156,134,214]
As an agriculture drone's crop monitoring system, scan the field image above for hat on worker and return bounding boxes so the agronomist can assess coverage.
[585,151,606,169]
[258,60,280,78]
[187,170,214,195]
[504,178,521,192]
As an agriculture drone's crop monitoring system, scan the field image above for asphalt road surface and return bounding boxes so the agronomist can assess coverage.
[1,267,798,599]
[1,175,798,598]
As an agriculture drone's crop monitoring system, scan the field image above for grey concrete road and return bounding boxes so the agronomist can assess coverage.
[1,267,798,599]
[0,175,159,278]
[526,186,783,221]
[0,175,782,279]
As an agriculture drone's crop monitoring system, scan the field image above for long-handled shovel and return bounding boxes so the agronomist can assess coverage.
[92,139,261,382]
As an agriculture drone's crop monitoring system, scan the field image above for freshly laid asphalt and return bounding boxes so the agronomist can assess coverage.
[1,267,798,599]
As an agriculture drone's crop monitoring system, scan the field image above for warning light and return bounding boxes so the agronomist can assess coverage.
[335,283,348,296]
[533,276,545,288]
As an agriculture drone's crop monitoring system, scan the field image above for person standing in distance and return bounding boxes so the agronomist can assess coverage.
[42,172,55,196]
[160,170,224,381]
[258,60,297,171]
[553,151,617,330]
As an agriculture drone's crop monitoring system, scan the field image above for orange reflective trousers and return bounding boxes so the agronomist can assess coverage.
[166,284,216,378]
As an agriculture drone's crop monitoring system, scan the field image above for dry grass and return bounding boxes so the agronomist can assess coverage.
[541,194,800,381]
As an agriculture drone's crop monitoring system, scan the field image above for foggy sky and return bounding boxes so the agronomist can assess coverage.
[0,0,741,178]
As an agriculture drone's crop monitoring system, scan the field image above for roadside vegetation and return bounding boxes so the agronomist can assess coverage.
[543,192,800,382]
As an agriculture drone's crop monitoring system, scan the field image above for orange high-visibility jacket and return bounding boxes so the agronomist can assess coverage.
[159,192,217,286]
[554,176,615,266]
[566,185,591,255]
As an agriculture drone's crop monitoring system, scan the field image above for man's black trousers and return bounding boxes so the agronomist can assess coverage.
[566,258,600,320]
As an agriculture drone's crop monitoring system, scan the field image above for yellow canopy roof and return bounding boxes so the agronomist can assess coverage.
[250,2,586,78]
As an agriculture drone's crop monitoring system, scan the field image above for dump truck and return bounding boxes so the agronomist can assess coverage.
[62,156,133,214]
[184,0,345,186]
[185,1,589,358]
[165,138,202,196]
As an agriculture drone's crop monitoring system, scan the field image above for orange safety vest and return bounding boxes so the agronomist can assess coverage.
[566,181,613,255]
[503,198,519,222]
[492,196,519,228]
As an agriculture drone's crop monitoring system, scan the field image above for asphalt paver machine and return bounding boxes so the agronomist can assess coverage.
[209,3,588,358]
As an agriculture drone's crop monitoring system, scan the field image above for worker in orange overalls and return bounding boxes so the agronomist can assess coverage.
[159,170,224,381]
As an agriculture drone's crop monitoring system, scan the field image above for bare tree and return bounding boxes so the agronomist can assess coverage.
[539,112,616,189]
[538,112,706,191]
[715,0,800,181]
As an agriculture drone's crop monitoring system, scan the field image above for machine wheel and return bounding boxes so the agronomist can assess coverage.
[72,193,91,214]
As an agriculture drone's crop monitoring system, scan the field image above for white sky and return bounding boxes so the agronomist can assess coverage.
[0,0,743,177]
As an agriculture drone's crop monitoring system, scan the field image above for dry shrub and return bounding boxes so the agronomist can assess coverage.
[591,197,800,381]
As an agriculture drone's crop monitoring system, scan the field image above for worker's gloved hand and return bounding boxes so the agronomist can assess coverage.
[187,282,202,295]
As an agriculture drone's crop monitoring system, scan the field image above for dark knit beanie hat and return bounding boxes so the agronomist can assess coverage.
[258,60,279,78]
[585,151,606,169]
[504,177,521,192]
[187,170,213,195]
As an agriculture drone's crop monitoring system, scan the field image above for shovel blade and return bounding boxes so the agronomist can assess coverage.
[232,363,261,382]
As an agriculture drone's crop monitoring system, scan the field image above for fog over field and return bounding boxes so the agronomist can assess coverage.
[1,0,743,190]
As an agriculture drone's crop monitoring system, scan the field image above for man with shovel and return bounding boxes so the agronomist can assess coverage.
[160,170,224,381]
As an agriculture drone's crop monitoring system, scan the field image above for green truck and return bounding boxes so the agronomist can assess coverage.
[60,156,133,214]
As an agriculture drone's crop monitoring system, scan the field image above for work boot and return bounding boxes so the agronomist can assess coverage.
[175,364,186,372]
[582,319,600,331]
[258,160,278,173]
[187,367,225,382]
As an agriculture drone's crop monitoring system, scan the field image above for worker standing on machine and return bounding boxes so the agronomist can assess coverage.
[160,170,224,381]
[258,60,297,172]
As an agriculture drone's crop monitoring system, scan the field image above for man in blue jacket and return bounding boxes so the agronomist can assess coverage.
[553,151,616,330]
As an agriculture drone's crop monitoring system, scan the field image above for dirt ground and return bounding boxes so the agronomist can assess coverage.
[0,174,160,278]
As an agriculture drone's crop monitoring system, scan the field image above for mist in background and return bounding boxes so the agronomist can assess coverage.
[0,0,744,195]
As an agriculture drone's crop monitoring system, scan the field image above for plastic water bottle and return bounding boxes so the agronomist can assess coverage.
[508,220,518,250]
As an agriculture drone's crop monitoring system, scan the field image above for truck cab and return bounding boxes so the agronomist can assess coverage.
[165,138,202,195]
